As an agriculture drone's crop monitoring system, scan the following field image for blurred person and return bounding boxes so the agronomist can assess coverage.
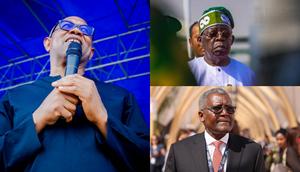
[189,22,205,58]
[151,135,166,172]
[151,6,196,85]
[252,0,300,85]
[287,127,300,157]
[165,88,264,172]
[265,128,300,172]
[0,16,149,172]
[188,7,255,86]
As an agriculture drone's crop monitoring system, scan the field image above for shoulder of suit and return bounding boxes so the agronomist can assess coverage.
[171,133,203,148]
[230,134,261,148]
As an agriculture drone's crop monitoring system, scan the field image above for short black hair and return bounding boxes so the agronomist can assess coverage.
[189,21,199,38]
[275,128,288,137]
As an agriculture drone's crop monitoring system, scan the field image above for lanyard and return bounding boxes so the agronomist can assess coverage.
[206,145,229,172]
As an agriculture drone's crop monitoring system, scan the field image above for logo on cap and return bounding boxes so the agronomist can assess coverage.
[200,16,210,29]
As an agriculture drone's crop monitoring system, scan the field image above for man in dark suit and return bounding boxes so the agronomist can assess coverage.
[165,88,265,172]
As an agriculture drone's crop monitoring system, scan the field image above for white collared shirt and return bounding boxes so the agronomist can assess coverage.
[204,131,229,172]
[188,57,255,86]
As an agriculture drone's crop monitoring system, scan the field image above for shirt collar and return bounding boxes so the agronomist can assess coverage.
[204,130,229,145]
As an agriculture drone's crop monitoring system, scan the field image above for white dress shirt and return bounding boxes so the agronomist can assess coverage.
[204,131,229,172]
[188,57,255,86]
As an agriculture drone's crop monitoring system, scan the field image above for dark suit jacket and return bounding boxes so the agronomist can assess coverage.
[0,76,149,172]
[165,133,265,172]
[286,146,300,172]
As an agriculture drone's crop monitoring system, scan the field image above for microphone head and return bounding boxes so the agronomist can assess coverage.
[65,41,82,76]
[66,41,82,57]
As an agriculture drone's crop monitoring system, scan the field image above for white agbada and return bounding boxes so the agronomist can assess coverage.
[188,57,255,86]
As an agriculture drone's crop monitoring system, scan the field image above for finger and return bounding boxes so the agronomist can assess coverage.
[62,93,79,105]
[59,108,73,123]
[57,85,80,97]
[63,99,77,114]
[51,75,80,87]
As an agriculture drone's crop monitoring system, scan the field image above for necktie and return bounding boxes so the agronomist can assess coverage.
[213,141,223,172]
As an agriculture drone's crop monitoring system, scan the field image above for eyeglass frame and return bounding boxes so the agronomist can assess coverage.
[48,20,95,37]
[201,104,236,115]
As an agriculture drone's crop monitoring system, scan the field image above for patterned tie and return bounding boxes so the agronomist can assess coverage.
[213,141,223,172]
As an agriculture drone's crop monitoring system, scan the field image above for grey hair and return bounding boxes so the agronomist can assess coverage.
[199,88,230,110]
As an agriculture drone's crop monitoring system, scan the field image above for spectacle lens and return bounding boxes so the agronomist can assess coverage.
[58,20,95,36]
[206,105,236,114]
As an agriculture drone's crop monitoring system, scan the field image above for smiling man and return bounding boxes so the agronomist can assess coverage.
[188,7,255,86]
[165,88,265,172]
[0,16,149,172]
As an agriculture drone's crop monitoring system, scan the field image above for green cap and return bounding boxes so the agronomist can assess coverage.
[199,6,234,35]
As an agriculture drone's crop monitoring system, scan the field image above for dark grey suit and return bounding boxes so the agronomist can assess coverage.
[165,133,265,172]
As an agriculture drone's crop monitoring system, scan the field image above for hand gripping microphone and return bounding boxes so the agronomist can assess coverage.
[65,41,82,75]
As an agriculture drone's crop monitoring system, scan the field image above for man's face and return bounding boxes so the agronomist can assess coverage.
[45,16,94,69]
[189,25,204,57]
[200,25,233,65]
[199,93,235,137]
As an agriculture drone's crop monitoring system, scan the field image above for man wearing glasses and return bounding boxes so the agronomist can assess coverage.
[188,7,255,86]
[165,88,265,172]
[0,16,148,172]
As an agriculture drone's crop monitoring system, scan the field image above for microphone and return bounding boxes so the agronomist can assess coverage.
[65,41,82,76]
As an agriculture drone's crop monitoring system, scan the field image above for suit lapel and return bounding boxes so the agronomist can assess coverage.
[226,134,243,171]
[190,133,209,172]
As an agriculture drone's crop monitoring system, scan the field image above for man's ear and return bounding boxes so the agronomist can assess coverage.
[231,35,235,45]
[198,111,205,122]
[43,37,51,52]
[189,37,192,46]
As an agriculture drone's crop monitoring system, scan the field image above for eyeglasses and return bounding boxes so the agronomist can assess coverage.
[49,20,95,37]
[203,104,236,115]
[202,29,232,40]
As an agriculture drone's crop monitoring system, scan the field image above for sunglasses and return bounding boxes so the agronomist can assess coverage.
[202,29,232,40]
[49,20,95,37]
[203,104,236,115]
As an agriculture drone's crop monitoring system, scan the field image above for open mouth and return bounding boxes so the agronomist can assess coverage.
[65,38,82,45]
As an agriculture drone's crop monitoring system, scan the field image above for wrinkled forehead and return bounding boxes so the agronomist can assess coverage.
[206,93,232,105]
[62,16,88,25]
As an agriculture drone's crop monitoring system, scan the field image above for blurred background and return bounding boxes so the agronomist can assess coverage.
[150,86,300,172]
[0,0,150,125]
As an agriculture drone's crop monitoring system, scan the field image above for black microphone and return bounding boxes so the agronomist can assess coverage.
[65,41,82,76]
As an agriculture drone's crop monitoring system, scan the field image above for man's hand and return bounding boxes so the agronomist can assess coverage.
[52,74,108,137]
[32,88,78,133]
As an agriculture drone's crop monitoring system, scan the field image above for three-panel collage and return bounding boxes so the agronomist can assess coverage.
[0,0,300,172]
